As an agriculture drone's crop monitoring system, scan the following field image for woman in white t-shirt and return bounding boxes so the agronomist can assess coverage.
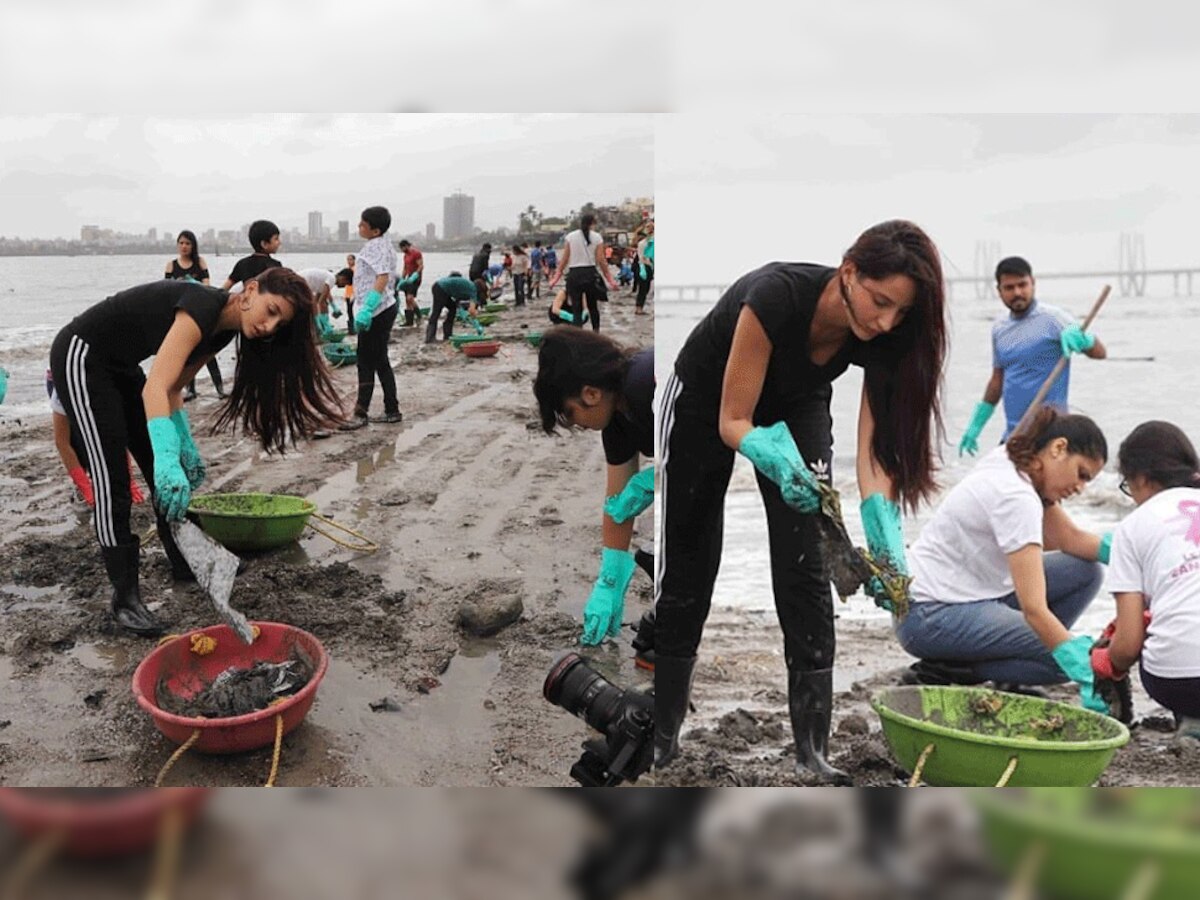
[896,407,1111,711]
[1094,421,1200,731]
[547,213,618,332]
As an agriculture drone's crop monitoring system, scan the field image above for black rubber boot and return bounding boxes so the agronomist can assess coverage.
[100,540,165,637]
[653,655,696,770]
[404,307,415,327]
[900,659,985,686]
[157,515,196,581]
[787,667,852,785]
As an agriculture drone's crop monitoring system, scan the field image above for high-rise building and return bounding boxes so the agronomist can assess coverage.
[338,220,350,242]
[308,211,323,241]
[443,192,475,241]
[147,227,157,243]
[426,222,436,241]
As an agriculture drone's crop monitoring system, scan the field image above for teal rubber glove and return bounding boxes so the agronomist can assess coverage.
[1052,635,1109,713]
[315,313,332,338]
[959,400,995,457]
[169,408,206,490]
[644,238,654,261]
[1098,532,1113,564]
[582,547,637,644]
[354,289,382,329]
[148,416,191,521]
[860,493,909,608]
[737,422,820,513]
[0,366,7,405]
[638,263,648,280]
[604,467,655,524]
[1060,323,1096,356]
[331,306,343,319]
[399,272,419,289]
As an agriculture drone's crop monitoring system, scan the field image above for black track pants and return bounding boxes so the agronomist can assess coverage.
[50,329,156,549]
[656,371,837,671]
[354,303,400,417]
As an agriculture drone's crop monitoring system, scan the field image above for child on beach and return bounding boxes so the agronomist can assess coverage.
[897,407,1111,712]
[1094,421,1200,735]
[534,328,655,647]
[49,268,343,636]
[656,221,949,784]
[340,206,402,430]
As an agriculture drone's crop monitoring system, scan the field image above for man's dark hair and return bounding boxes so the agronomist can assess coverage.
[995,256,1033,282]
[535,240,543,248]
[361,206,391,235]
[248,220,280,253]
[336,268,353,282]
[481,242,492,252]
[398,239,411,249]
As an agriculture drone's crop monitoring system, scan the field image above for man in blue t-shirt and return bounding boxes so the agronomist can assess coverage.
[959,256,1107,453]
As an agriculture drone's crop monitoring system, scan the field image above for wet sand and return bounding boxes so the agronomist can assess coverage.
[653,602,1197,786]
[0,292,653,786]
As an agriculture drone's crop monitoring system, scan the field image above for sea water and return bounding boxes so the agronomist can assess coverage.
[0,250,472,418]
[657,281,1200,633]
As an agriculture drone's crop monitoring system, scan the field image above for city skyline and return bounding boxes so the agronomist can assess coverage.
[0,115,654,241]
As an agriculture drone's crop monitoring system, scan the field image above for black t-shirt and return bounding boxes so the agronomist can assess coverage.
[166,259,210,281]
[673,262,881,424]
[226,253,281,286]
[602,347,655,465]
[70,280,236,368]
[468,250,490,282]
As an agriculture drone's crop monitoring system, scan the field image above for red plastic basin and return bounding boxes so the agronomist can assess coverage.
[131,622,329,755]
[0,788,209,858]
[462,340,502,358]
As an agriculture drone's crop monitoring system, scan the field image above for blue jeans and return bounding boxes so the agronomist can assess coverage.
[894,552,1104,684]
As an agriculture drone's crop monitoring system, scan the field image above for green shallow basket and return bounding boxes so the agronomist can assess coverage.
[322,329,347,343]
[448,334,493,349]
[524,331,544,348]
[188,493,317,552]
[322,342,357,367]
[418,306,431,316]
[474,313,500,326]
[872,685,1129,787]
[483,303,508,313]
[976,790,1200,899]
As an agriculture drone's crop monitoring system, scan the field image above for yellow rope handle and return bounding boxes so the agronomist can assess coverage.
[907,742,935,787]
[2,827,65,900]
[1121,860,1161,900]
[994,755,1019,787]
[306,512,379,553]
[145,803,185,900]
[264,713,284,787]
[155,729,202,787]
[1005,840,1046,900]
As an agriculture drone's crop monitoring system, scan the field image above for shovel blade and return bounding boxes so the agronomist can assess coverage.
[170,520,254,644]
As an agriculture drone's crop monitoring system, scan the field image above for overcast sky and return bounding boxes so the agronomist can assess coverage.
[657,114,1200,285]
[0,115,654,240]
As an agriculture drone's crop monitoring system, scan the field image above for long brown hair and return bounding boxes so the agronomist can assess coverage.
[212,267,345,452]
[849,220,947,513]
[1006,406,1107,472]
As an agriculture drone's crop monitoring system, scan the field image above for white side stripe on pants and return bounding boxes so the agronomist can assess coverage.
[65,335,117,547]
[654,371,683,605]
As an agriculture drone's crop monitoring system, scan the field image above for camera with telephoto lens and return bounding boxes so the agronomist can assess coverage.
[543,652,654,787]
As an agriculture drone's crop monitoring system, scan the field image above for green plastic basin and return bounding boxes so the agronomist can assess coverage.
[872,685,1129,786]
[322,343,357,367]
[976,790,1200,899]
[524,331,544,348]
[475,313,500,326]
[188,493,316,552]
[322,329,347,343]
[448,334,493,348]
[483,303,508,313]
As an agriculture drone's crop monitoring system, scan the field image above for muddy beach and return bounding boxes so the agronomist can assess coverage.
[0,294,654,786]
[652,605,1197,787]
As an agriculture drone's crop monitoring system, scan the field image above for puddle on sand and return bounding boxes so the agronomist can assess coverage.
[296,645,502,785]
[67,640,131,673]
[0,582,63,611]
